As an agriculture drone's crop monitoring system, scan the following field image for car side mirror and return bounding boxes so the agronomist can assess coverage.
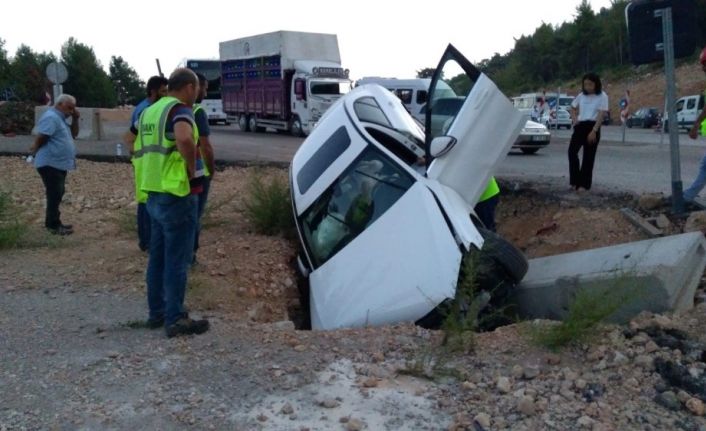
[429,136,457,158]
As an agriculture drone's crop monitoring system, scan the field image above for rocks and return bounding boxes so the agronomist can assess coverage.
[634,355,654,370]
[685,211,706,233]
[655,391,681,411]
[677,390,691,404]
[362,378,378,388]
[638,193,666,210]
[319,398,340,409]
[523,366,540,380]
[645,341,659,353]
[280,403,294,415]
[473,412,491,428]
[655,214,672,230]
[272,320,295,331]
[545,353,561,365]
[610,351,629,367]
[511,365,524,379]
[577,415,595,428]
[496,376,512,394]
[345,418,365,431]
[517,396,536,416]
[686,398,705,416]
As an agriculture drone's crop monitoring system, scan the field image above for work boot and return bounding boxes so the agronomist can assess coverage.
[165,317,209,338]
[48,225,73,236]
[146,317,165,329]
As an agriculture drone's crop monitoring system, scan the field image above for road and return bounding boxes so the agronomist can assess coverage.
[3,124,706,195]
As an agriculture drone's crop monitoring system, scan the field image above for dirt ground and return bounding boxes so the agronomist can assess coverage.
[3,156,706,431]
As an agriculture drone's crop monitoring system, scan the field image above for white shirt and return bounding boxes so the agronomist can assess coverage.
[572,92,609,122]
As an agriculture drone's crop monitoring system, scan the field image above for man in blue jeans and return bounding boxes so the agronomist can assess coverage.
[134,68,209,338]
[124,76,168,251]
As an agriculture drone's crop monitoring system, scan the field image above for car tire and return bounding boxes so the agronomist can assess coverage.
[521,148,540,155]
[477,227,529,284]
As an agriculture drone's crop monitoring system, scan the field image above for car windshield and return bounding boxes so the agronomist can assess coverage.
[300,147,414,268]
[310,81,351,96]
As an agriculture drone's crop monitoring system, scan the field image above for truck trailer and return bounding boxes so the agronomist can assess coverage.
[219,31,352,137]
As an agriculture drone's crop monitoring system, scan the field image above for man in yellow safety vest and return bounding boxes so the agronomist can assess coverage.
[475,177,500,232]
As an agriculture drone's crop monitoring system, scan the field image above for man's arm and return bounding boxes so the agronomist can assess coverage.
[199,136,215,177]
[174,122,196,178]
[689,107,706,139]
[29,135,49,154]
[123,131,137,154]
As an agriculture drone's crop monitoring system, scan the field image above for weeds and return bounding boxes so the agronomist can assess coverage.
[114,208,137,235]
[200,193,237,229]
[0,192,28,249]
[243,172,294,236]
[529,274,644,351]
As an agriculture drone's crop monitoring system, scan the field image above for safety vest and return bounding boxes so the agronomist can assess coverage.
[192,103,211,178]
[478,177,500,202]
[133,96,196,198]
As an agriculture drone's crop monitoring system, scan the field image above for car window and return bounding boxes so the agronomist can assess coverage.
[416,90,428,105]
[688,98,697,110]
[300,147,414,268]
[395,89,413,104]
[676,100,685,112]
[427,57,478,138]
[700,96,705,111]
[297,126,351,195]
[354,97,392,128]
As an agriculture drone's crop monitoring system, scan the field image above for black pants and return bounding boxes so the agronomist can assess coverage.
[474,195,499,232]
[37,166,67,229]
[568,121,600,190]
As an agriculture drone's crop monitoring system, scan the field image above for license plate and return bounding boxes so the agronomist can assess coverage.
[532,135,548,142]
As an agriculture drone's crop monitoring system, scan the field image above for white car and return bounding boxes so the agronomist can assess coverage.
[290,45,528,330]
[512,120,551,154]
[540,108,572,130]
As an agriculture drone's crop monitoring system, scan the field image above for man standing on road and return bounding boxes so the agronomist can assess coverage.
[191,73,216,264]
[133,68,209,338]
[29,94,79,236]
[124,76,169,251]
[684,48,706,202]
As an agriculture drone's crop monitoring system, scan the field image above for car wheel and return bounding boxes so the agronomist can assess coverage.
[238,115,250,132]
[477,227,529,284]
[521,148,540,155]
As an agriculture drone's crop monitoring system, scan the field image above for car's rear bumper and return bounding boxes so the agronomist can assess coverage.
[513,134,551,148]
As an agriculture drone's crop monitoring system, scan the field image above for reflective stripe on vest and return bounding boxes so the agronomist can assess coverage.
[134,96,192,197]
[478,177,500,202]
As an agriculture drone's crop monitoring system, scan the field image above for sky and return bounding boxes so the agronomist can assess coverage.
[2,0,614,82]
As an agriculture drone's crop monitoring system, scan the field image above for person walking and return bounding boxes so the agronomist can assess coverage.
[124,76,169,251]
[683,48,706,202]
[191,73,216,264]
[29,94,79,236]
[568,73,608,192]
[133,68,209,338]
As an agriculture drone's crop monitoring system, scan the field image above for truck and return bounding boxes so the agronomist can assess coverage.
[219,31,352,137]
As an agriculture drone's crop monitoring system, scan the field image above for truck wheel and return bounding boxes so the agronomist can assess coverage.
[290,117,305,137]
[238,115,250,132]
[477,227,528,284]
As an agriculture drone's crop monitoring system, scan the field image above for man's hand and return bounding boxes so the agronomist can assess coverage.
[587,130,598,144]
[71,108,80,120]
[689,126,699,140]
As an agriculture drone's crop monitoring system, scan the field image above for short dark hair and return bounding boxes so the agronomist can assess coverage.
[146,76,168,97]
[168,68,198,92]
[582,72,603,95]
[194,72,208,87]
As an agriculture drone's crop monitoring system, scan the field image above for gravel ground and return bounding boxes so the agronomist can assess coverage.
[3,156,706,430]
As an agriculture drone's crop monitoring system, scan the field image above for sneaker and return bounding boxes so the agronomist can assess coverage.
[48,226,73,236]
[61,223,73,230]
[146,317,165,329]
[165,317,209,338]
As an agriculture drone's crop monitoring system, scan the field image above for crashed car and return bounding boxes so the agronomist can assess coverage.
[512,120,551,154]
[290,45,528,330]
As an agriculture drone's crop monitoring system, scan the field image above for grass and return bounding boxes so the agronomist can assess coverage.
[114,208,137,235]
[0,192,26,249]
[529,274,644,351]
[187,275,221,311]
[200,193,237,229]
[243,172,295,237]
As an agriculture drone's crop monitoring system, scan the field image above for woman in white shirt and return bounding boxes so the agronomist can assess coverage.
[569,73,609,192]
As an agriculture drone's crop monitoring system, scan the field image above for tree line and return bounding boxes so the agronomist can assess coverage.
[0,37,145,108]
[419,0,706,96]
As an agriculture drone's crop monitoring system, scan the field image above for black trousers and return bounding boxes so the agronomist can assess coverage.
[474,195,499,232]
[568,121,600,190]
[37,166,67,229]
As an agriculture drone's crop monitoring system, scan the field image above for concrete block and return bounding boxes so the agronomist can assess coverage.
[32,106,131,141]
[514,232,706,323]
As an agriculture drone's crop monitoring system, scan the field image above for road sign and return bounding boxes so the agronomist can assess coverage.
[46,62,68,84]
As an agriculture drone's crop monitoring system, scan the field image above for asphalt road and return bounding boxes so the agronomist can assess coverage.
[3,124,706,195]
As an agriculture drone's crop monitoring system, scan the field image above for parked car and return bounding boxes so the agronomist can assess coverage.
[540,108,572,130]
[627,107,660,128]
[289,45,528,331]
[663,94,705,132]
[512,120,551,154]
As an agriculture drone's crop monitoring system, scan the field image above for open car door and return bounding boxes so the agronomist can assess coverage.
[425,44,524,207]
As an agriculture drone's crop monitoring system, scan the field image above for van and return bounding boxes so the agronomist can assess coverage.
[665,94,705,131]
[355,77,434,122]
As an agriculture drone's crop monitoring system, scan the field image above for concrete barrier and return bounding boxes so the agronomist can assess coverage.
[32,106,131,141]
[514,232,706,323]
